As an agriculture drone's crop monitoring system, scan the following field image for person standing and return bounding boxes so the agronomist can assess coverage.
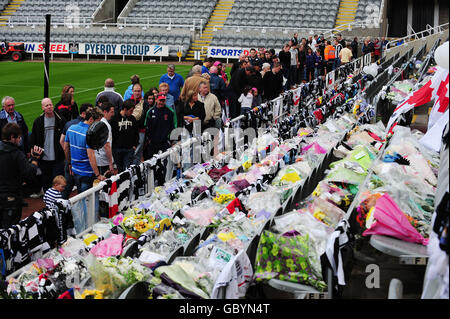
[59,103,91,199]
[64,107,105,195]
[0,96,29,155]
[95,102,115,177]
[198,81,222,129]
[351,37,359,59]
[333,38,343,70]
[43,175,66,210]
[305,47,316,82]
[144,91,156,109]
[289,41,299,88]
[209,65,226,105]
[143,93,175,160]
[278,44,291,90]
[297,44,307,83]
[262,62,283,101]
[202,57,215,74]
[227,65,254,118]
[178,90,206,134]
[324,40,336,74]
[238,86,254,115]
[291,33,299,46]
[96,78,124,115]
[314,50,324,79]
[55,85,79,121]
[339,43,353,65]
[159,64,185,104]
[159,82,176,109]
[214,61,229,86]
[179,65,207,104]
[123,75,144,101]
[30,98,66,193]
[230,53,247,77]
[0,123,43,228]
[248,48,262,67]
[373,38,381,62]
[126,83,149,166]
[110,100,139,173]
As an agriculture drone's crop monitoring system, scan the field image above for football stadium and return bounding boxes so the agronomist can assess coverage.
[0,0,449,305]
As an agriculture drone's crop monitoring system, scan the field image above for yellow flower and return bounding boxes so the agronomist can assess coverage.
[81,289,104,299]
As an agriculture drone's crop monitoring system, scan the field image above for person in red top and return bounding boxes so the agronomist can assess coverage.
[373,38,382,62]
[54,85,79,121]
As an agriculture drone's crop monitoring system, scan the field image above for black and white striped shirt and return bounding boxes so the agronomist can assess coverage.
[43,187,62,209]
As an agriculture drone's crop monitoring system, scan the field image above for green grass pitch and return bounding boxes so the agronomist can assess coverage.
[0,61,192,129]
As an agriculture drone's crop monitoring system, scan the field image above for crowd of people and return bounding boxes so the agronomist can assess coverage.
[0,32,389,229]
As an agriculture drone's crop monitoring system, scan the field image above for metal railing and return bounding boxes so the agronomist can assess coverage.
[385,22,449,49]
[5,15,205,32]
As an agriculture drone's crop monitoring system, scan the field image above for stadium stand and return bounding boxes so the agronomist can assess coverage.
[0,0,385,58]
[209,31,288,49]
[224,0,339,29]
[10,0,103,20]
[0,0,8,10]
[126,0,217,29]
[354,0,382,23]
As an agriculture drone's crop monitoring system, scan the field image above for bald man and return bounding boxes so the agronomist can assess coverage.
[30,98,66,193]
[96,78,124,114]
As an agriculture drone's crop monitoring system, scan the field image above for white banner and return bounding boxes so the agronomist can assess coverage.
[208,47,251,59]
[24,42,70,54]
[77,43,169,56]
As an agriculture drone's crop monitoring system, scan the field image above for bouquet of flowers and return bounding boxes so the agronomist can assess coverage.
[87,256,152,298]
[120,208,157,239]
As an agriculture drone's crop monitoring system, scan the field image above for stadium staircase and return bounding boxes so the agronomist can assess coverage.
[335,0,359,31]
[186,0,234,61]
[0,0,23,27]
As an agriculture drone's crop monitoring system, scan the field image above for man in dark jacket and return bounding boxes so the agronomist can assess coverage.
[0,96,29,156]
[0,123,43,228]
[263,62,283,101]
[209,66,226,105]
[278,44,291,90]
[110,100,139,173]
[30,98,66,192]
[227,65,255,118]
[144,93,175,160]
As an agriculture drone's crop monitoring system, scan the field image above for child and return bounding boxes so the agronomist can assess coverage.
[43,175,67,209]
[251,87,262,108]
[238,86,254,115]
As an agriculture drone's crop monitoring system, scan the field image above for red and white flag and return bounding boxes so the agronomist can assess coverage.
[293,87,301,106]
[428,68,449,130]
[386,66,449,135]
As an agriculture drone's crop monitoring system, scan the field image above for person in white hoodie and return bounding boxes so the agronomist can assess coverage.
[238,86,254,115]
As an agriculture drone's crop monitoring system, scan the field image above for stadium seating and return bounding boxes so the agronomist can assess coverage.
[0,0,8,11]
[127,0,217,28]
[10,0,103,20]
[354,0,382,23]
[209,32,290,49]
[224,0,339,30]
